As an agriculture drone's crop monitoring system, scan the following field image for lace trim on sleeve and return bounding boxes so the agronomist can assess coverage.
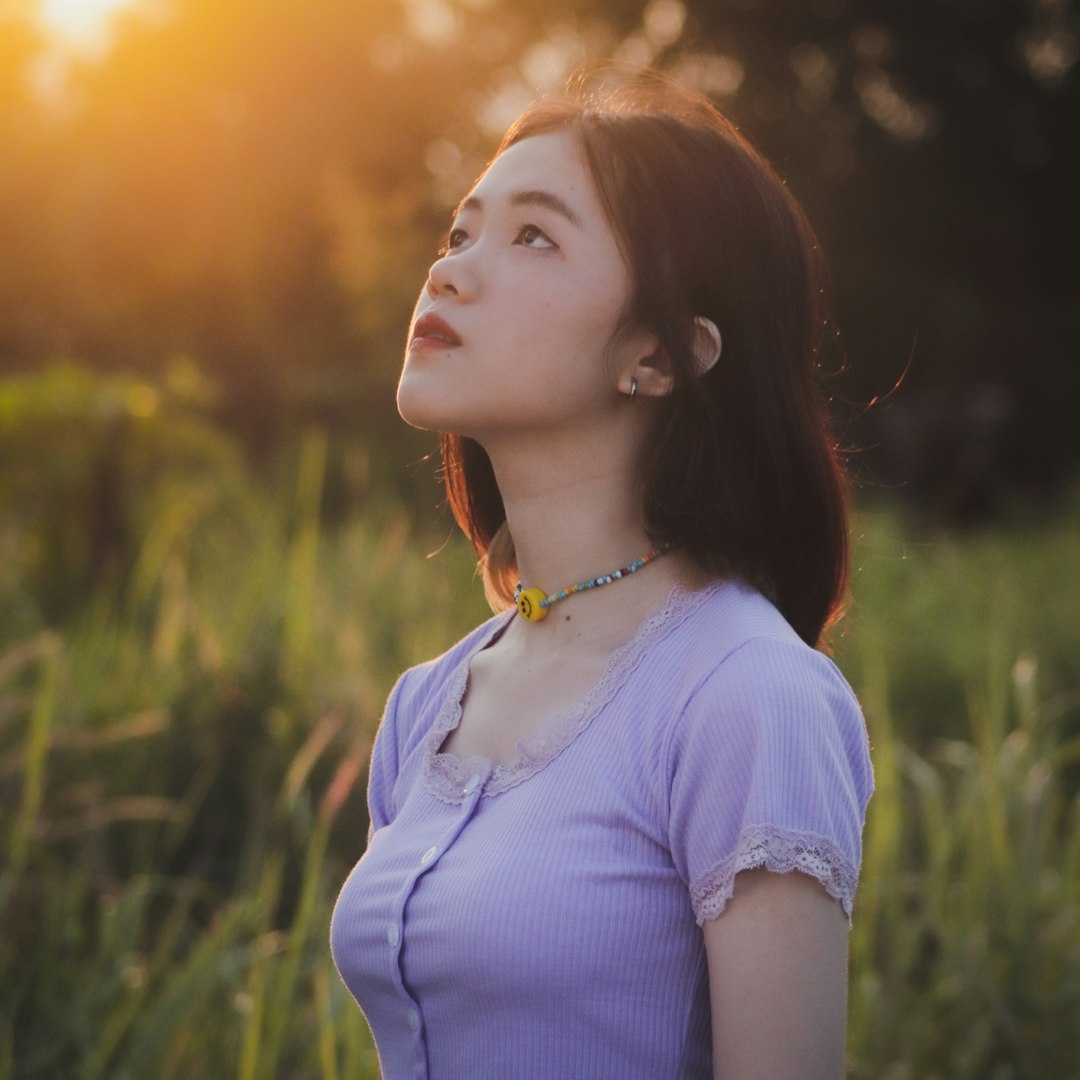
[690,824,859,927]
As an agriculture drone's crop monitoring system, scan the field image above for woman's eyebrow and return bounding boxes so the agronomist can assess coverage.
[453,189,584,230]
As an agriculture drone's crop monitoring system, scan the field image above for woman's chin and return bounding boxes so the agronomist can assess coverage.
[396,395,468,436]
[396,402,442,432]
[395,380,444,432]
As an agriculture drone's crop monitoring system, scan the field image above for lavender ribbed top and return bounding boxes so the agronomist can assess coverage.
[330,577,874,1079]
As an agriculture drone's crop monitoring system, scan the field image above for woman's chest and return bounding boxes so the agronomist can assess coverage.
[437,643,611,766]
[334,764,695,996]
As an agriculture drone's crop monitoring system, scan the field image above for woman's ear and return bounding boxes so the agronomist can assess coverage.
[691,316,722,376]
[623,317,721,398]
[620,323,675,398]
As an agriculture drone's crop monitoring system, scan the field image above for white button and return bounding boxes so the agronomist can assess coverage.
[406,1007,420,1032]
[420,845,437,865]
[463,774,481,795]
[386,924,399,947]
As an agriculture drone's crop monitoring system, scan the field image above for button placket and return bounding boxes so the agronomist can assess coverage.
[390,768,489,1078]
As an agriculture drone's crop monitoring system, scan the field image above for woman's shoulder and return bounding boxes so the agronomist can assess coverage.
[658,576,816,673]
[653,577,862,725]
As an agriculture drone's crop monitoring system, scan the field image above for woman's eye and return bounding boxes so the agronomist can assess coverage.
[517,224,555,248]
[437,227,467,256]
[437,222,555,256]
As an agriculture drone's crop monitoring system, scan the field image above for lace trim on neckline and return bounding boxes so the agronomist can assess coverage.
[423,579,726,803]
[689,824,860,927]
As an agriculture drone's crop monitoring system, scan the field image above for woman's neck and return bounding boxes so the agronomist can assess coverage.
[489,448,714,652]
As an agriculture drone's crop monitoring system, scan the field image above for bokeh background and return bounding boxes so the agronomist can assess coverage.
[1,0,1078,1076]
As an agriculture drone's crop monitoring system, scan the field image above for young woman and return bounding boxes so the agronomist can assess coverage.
[331,64,874,1079]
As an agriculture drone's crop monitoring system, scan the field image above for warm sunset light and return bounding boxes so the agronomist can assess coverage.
[40,0,135,42]
[2,0,1078,1074]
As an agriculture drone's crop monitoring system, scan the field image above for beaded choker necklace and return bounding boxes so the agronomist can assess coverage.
[512,542,674,622]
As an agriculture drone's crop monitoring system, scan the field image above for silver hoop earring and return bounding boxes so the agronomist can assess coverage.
[629,378,637,400]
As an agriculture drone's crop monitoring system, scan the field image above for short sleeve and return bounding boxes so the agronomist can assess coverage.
[365,670,410,845]
[665,637,874,926]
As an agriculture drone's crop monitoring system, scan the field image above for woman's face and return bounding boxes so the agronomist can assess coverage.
[397,129,648,441]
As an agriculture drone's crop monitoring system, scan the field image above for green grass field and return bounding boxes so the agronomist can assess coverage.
[2,427,1078,1079]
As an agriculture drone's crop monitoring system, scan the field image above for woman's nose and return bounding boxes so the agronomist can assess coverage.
[427,251,476,301]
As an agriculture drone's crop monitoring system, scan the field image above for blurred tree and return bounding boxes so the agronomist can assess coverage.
[0,0,1077,513]
[663,0,1080,511]
[30,0,476,444]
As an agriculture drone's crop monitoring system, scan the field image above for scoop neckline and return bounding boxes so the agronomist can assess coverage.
[422,577,728,802]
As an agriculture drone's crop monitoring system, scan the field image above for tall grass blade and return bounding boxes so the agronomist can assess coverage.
[283,427,327,693]
[3,633,61,904]
[315,962,340,1080]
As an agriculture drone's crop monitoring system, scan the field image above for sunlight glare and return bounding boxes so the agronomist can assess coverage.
[40,0,134,43]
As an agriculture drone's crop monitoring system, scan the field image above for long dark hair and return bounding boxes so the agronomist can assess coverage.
[437,64,849,648]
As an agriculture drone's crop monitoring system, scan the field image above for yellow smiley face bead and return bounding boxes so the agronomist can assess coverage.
[515,588,550,621]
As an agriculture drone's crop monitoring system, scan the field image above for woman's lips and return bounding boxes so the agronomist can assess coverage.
[411,313,462,349]
[410,335,461,349]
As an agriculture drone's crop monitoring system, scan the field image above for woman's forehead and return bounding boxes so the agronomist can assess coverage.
[462,131,595,220]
